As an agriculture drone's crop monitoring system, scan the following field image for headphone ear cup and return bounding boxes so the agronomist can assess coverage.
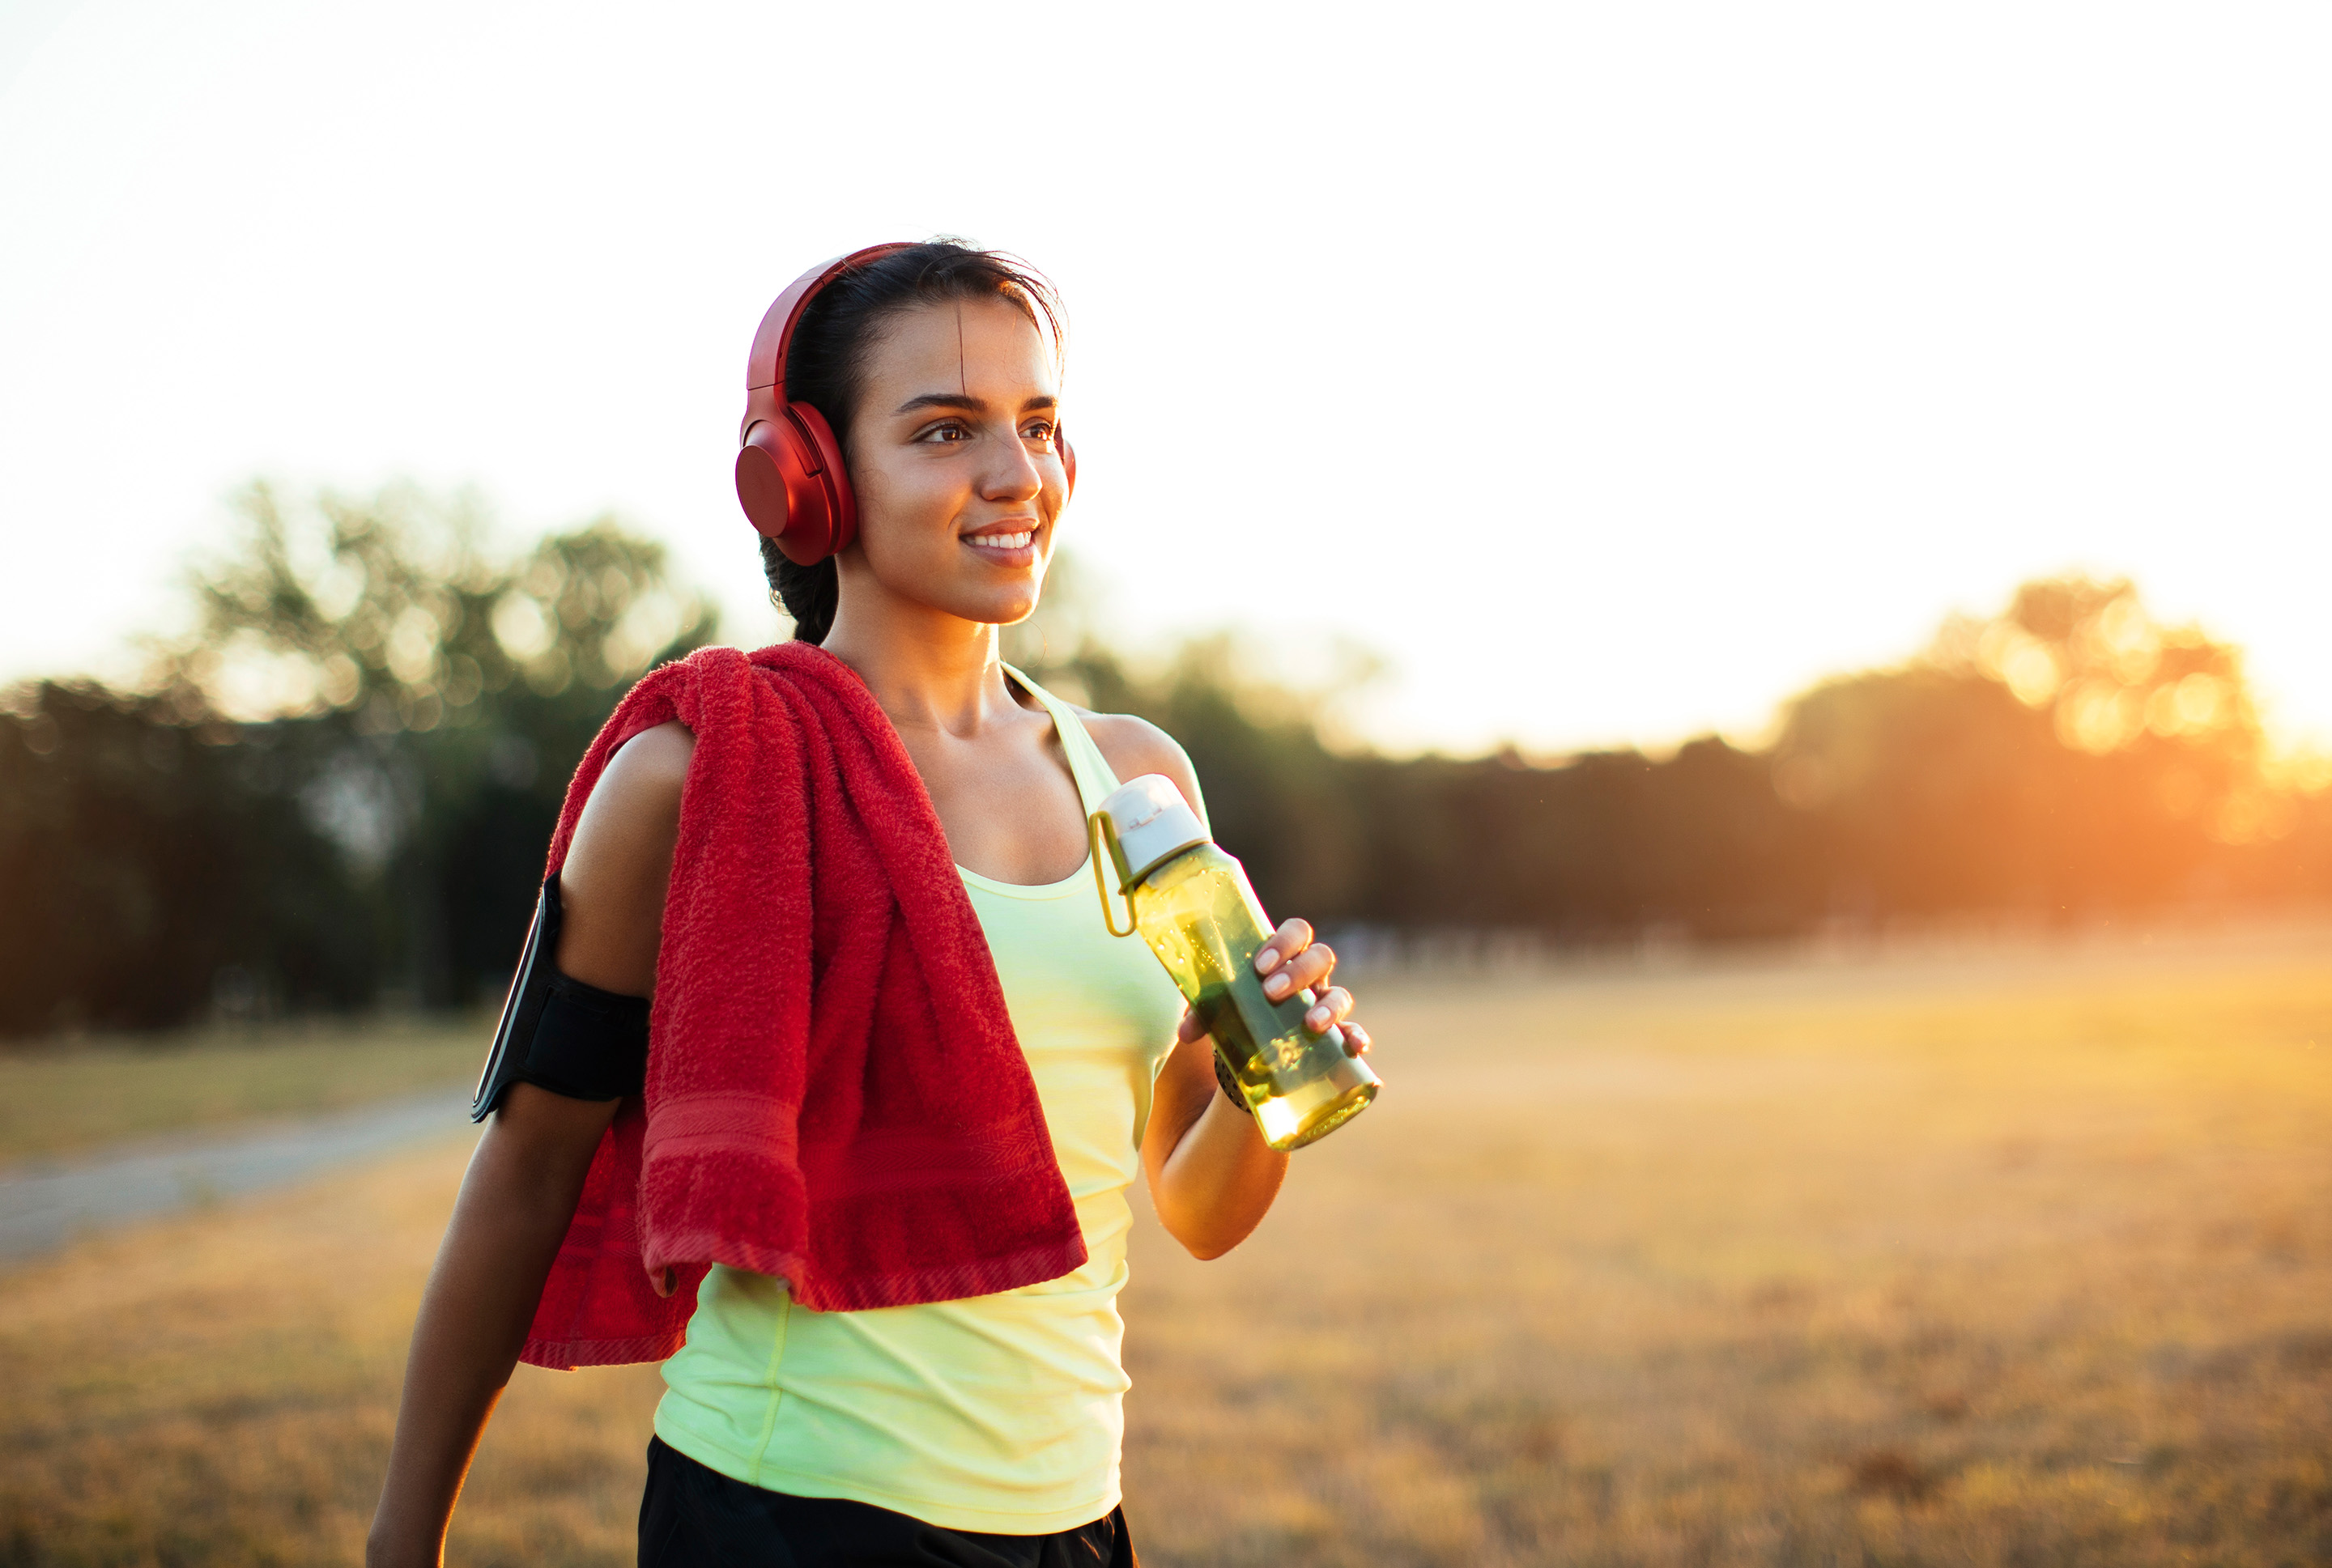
[785,401,857,558]
[736,422,803,543]
[1060,431,1076,501]
[736,407,854,565]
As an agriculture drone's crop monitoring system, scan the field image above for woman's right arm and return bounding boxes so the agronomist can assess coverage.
[367,720,694,1568]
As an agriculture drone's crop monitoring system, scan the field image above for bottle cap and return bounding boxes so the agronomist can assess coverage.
[1096,774,1210,887]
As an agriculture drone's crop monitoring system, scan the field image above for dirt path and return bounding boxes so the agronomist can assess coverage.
[0,1086,476,1262]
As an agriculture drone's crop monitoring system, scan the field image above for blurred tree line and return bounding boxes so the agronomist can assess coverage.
[3,485,2329,1037]
[1010,576,2332,948]
[0,484,713,1035]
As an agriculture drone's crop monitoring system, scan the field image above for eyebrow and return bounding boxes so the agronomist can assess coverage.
[893,393,1058,416]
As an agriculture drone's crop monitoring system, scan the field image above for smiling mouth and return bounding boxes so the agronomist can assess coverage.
[964,530,1035,550]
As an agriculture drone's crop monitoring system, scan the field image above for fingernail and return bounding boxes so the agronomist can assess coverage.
[1254,949,1280,975]
[1308,1005,1330,1030]
[1264,973,1290,997]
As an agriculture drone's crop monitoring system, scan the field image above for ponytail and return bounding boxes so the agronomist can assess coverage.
[764,539,839,645]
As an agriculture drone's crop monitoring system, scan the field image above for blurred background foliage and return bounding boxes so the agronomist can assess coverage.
[2,482,2328,1037]
[0,484,713,1035]
[1015,564,2332,950]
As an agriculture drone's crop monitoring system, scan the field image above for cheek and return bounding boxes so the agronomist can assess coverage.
[853,453,958,553]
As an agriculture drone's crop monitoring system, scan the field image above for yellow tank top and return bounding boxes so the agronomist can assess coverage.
[652,669,1189,1532]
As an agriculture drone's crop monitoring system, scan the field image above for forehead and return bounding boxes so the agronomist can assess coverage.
[862,297,1057,399]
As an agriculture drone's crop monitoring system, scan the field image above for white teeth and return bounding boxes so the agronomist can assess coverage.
[971,531,1032,550]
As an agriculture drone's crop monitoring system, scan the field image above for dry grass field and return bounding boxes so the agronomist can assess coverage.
[3,928,2328,1566]
[0,1014,487,1165]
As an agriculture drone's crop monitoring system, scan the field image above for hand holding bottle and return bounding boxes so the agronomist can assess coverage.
[1170,917,1372,1064]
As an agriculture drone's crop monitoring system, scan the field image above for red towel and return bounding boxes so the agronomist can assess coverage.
[517,642,1085,1370]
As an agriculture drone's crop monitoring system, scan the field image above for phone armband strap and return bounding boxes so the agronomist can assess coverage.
[471,876,651,1121]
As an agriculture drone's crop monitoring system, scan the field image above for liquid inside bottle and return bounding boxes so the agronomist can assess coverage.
[1128,843,1378,1152]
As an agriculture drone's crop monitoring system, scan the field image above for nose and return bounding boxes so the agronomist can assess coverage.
[978,429,1046,506]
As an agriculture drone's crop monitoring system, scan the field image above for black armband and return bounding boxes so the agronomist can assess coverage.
[470,875,652,1121]
[1214,1050,1248,1108]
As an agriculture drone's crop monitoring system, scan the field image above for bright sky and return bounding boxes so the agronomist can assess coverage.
[2,2,2326,757]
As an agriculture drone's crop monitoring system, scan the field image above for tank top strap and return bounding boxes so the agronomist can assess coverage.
[1002,663,1122,815]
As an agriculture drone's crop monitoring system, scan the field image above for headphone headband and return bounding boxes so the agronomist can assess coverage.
[741,243,912,439]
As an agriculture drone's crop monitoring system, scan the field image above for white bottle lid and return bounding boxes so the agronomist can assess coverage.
[1096,774,1210,887]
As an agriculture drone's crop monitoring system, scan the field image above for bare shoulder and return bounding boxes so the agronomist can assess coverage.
[595,720,695,806]
[559,720,695,993]
[568,720,695,865]
[1078,712,1206,818]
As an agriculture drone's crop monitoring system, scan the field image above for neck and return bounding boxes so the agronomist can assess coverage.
[819,567,1020,738]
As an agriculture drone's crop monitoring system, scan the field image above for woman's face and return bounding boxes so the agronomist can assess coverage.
[841,296,1066,629]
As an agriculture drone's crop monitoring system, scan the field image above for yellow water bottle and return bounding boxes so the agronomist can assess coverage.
[1090,775,1379,1151]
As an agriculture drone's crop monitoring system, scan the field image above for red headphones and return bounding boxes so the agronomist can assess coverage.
[736,244,1075,565]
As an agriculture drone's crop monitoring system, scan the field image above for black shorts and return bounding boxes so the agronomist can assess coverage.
[639,1436,1138,1567]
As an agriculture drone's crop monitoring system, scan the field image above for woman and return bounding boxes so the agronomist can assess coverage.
[367,240,1368,1566]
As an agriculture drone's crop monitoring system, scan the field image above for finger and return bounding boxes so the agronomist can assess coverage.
[1262,941,1337,1001]
[1253,918,1315,976]
[1177,1007,1209,1045]
[1343,1021,1372,1057]
[1303,985,1354,1035]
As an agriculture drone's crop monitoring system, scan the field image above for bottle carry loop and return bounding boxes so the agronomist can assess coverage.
[1088,813,1138,938]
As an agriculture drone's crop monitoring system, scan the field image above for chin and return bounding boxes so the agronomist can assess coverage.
[917,586,1036,629]
[979,592,1042,628]
[948,574,1042,629]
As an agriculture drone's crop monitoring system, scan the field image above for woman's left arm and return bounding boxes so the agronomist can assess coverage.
[1141,917,1368,1258]
[1081,714,1369,1260]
